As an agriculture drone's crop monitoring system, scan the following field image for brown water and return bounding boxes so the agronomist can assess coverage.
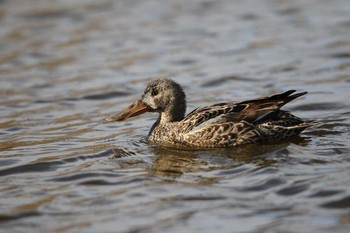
[1,0,350,232]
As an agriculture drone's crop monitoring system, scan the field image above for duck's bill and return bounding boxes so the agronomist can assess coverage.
[104,99,148,123]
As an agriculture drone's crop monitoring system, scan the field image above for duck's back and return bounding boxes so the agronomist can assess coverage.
[149,90,315,148]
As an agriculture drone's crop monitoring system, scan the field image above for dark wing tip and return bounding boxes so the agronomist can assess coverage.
[284,90,297,95]
[288,91,308,100]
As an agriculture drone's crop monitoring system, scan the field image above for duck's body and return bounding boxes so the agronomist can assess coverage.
[105,79,314,148]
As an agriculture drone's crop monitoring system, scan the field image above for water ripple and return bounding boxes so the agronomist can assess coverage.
[1,0,350,232]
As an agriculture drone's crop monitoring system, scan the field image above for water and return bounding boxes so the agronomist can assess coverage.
[1,0,350,232]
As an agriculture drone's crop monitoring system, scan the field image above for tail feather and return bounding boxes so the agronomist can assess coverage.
[290,121,318,129]
[285,91,308,104]
[287,121,317,135]
[271,90,308,107]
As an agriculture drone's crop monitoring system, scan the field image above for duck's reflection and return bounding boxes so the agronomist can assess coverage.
[147,142,289,179]
[110,136,311,181]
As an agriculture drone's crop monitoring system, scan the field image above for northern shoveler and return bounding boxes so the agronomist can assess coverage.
[104,78,315,148]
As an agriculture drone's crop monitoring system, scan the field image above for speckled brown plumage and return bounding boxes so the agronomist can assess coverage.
[105,78,315,148]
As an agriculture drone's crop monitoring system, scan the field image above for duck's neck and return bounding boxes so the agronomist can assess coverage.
[149,102,186,135]
[160,101,186,124]
[160,111,183,125]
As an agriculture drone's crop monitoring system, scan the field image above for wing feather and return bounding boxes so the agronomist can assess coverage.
[179,90,307,133]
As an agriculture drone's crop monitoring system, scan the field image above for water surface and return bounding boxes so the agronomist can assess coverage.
[1,0,350,232]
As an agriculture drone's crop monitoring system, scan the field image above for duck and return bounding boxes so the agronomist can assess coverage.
[104,78,315,148]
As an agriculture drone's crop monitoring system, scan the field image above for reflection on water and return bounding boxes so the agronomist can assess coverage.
[1,0,350,232]
[149,143,285,178]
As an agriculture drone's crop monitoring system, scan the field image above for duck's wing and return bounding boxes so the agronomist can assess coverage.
[179,90,313,147]
[182,120,261,147]
[180,90,307,133]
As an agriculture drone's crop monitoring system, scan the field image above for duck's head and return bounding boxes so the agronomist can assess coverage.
[104,78,186,124]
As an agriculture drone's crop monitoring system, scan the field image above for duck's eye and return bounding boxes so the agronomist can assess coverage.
[151,89,158,96]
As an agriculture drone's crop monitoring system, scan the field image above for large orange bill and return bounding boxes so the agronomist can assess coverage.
[104,99,149,123]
